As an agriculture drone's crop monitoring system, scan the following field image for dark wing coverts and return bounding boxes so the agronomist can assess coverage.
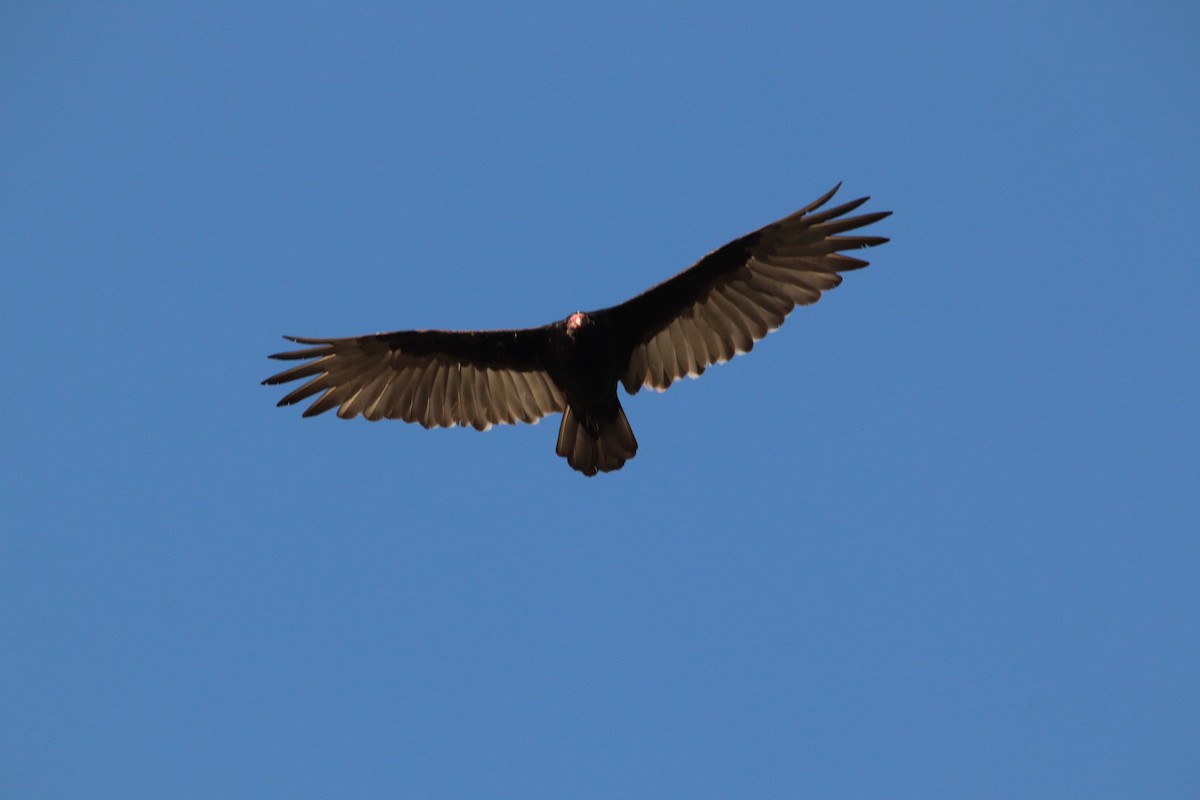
[264,329,566,430]
[595,184,890,393]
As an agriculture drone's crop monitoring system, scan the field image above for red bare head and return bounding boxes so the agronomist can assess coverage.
[567,311,589,333]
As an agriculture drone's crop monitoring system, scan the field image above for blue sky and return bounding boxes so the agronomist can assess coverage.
[2,2,1197,797]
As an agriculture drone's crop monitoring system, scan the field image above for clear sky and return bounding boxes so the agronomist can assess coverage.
[2,3,1197,797]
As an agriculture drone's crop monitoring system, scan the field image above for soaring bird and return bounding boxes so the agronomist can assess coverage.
[264,184,890,475]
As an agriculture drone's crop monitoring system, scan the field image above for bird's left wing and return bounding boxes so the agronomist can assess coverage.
[263,328,566,430]
[593,184,890,394]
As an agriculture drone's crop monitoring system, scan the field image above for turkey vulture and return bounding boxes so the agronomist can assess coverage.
[264,184,890,475]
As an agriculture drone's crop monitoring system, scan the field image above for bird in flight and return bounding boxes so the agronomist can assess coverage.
[264,184,890,475]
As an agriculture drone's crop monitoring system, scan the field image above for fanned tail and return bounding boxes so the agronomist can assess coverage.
[555,405,638,476]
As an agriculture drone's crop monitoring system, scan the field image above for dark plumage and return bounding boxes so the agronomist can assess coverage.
[264,184,890,475]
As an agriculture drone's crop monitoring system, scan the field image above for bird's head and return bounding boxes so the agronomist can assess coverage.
[566,311,591,335]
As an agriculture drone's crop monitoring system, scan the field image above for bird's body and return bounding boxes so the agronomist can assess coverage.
[264,185,891,475]
[546,312,639,473]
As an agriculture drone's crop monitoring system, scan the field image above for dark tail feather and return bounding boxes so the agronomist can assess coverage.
[555,405,638,476]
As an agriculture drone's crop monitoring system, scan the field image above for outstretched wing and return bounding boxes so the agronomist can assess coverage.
[263,328,566,430]
[594,184,891,394]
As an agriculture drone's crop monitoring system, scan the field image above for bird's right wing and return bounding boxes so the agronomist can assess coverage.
[594,184,890,394]
[263,328,566,430]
